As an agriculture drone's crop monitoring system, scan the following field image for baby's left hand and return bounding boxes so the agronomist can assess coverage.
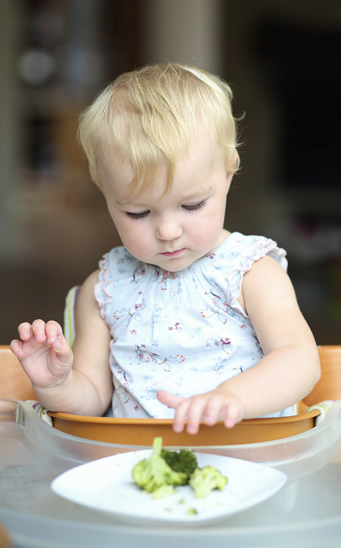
[157,389,245,434]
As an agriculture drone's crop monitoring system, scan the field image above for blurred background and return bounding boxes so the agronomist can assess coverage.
[1,0,340,344]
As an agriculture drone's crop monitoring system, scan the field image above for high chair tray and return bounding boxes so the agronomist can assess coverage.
[1,399,341,548]
[48,408,320,446]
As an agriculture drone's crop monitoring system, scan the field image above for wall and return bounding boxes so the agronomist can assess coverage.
[1,0,340,344]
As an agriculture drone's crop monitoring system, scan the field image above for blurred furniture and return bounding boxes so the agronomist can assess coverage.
[0,523,12,548]
[303,345,341,406]
[0,345,37,400]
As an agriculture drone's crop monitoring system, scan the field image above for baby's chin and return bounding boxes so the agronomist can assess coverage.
[149,255,206,273]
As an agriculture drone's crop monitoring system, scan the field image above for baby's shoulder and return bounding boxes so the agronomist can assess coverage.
[214,232,287,272]
[203,233,288,306]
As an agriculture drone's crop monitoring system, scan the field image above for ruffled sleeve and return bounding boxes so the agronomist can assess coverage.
[224,232,288,306]
[94,246,143,326]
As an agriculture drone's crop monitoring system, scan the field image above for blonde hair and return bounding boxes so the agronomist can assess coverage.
[78,62,240,194]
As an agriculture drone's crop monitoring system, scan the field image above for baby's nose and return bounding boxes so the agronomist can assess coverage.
[156,219,182,240]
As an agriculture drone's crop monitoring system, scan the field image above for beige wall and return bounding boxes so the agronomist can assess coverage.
[0,0,18,261]
[1,0,340,343]
[140,0,224,73]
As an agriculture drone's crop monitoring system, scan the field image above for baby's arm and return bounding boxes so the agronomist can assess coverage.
[10,270,113,416]
[158,255,321,433]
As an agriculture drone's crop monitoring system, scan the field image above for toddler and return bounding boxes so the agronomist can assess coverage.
[10,63,320,434]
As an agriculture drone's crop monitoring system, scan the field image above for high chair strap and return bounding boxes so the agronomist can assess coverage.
[63,285,81,347]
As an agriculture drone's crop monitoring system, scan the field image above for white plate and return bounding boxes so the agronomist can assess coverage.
[51,451,287,525]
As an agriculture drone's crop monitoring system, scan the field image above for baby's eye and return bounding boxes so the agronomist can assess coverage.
[126,210,150,220]
[182,200,207,212]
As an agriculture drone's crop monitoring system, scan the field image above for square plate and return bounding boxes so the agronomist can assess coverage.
[51,451,287,525]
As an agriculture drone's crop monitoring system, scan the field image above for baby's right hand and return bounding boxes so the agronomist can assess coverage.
[10,320,73,389]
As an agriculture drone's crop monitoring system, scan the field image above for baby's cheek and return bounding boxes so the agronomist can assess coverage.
[125,234,152,260]
[191,225,217,246]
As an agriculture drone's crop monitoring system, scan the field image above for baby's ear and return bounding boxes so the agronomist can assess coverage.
[226,153,238,187]
[226,168,234,189]
[95,179,106,197]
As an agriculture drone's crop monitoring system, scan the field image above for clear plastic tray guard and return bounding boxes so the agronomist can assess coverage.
[1,399,341,548]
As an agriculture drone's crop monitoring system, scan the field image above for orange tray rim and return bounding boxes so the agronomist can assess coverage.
[48,408,320,425]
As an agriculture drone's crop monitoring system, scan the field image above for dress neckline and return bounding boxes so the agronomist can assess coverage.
[147,232,239,275]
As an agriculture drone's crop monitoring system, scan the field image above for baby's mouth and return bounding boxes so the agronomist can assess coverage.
[160,249,185,257]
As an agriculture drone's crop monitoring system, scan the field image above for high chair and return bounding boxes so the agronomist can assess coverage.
[0,343,340,446]
[0,346,37,401]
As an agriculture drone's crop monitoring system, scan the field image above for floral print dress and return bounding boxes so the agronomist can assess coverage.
[95,232,295,419]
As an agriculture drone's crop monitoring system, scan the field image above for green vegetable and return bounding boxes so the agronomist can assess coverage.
[132,438,228,500]
[152,485,175,499]
[132,437,187,493]
[189,466,228,498]
[161,448,197,482]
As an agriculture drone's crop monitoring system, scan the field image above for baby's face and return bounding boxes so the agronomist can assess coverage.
[98,138,232,272]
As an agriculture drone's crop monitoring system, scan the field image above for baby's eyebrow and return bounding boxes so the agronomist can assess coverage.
[115,198,150,207]
[180,186,213,200]
[116,198,135,206]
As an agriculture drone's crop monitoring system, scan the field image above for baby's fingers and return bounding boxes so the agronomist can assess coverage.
[13,319,65,357]
[203,395,226,426]
[29,319,64,353]
[45,320,64,352]
[173,396,212,435]
[157,390,189,433]
[10,338,25,358]
[31,319,48,343]
[223,400,244,429]
[157,390,184,409]
[11,321,44,358]
[17,322,34,341]
[172,399,193,433]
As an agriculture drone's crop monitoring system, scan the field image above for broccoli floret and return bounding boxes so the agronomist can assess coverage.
[152,484,175,499]
[132,438,228,501]
[187,508,198,515]
[189,466,228,498]
[161,448,197,483]
[132,437,187,493]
